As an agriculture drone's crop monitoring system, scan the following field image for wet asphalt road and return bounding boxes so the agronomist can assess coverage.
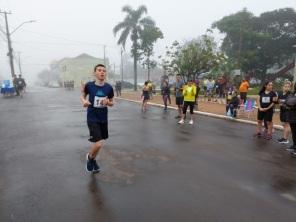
[1,87,296,222]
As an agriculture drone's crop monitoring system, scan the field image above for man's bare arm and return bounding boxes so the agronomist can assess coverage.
[80,84,91,107]
[107,98,114,107]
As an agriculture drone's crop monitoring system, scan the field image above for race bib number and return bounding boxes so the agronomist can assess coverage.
[262,97,270,103]
[93,96,106,108]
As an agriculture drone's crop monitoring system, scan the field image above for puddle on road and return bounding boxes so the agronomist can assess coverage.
[271,174,296,202]
[80,145,175,186]
[272,175,296,192]
[280,193,296,202]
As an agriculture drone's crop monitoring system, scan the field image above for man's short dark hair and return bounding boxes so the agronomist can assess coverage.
[94,64,106,72]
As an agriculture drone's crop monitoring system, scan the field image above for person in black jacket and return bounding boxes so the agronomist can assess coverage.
[226,91,240,118]
[277,81,292,144]
[285,84,296,157]
[161,81,171,110]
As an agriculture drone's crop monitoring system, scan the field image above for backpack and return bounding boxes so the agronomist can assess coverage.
[16,79,24,87]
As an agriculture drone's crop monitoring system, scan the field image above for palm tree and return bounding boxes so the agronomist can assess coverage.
[113,5,155,91]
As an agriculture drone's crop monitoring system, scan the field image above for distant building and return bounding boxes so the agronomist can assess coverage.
[53,53,106,87]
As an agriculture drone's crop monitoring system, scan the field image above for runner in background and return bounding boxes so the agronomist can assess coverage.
[178,79,197,125]
[174,74,184,119]
[148,81,153,100]
[206,77,215,101]
[141,81,150,112]
[15,75,26,96]
[161,80,171,110]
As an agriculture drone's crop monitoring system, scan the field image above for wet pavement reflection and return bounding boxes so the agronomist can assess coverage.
[0,87,296,222]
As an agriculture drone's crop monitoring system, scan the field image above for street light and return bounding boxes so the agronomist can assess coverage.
[10,20,37,35]
[4,19,36,77]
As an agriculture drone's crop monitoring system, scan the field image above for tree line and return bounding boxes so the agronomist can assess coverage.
[114,6,296,90]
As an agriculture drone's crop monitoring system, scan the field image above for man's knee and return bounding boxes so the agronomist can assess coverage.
[95,140,104,148]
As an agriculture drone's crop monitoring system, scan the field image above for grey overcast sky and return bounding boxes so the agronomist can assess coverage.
[0,0,295,82]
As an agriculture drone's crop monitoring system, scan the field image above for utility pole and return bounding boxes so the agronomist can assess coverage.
[120,48,124,82]
[0,11,15,78]
[0,11,35,79]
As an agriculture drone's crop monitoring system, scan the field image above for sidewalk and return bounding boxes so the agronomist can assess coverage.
[119,91,282,126]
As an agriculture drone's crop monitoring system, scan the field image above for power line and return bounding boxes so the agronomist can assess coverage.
[0,18,6,35]
[12,40,122,63]
[13,41,99,46]
[21,63,50,66]
[20,28,119,49]
[12,41,74,54]
[0,32,6,41]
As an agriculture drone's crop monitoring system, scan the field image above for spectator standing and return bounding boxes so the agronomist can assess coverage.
[239,78,250,103]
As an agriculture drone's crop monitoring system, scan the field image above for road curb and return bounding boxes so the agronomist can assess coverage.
[115,97,284,131]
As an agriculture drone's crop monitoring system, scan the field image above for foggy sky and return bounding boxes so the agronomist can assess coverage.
[0,0,295,83]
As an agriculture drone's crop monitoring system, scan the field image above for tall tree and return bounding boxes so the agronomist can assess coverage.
[212,8,255,69]
[113,5,155,90]
[139,25,163,80]
[213,8,296,81]
[161,33,226,81]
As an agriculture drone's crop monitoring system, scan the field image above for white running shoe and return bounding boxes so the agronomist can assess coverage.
[178,119,185,124]
[189,120,194,125]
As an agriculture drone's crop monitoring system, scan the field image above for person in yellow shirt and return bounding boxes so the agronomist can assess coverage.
[239,79,249,103]
[178,79,197,125]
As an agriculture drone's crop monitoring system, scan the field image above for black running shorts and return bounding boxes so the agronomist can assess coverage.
[183,101,195,114]
[176,97,184,106]
[280,110,288,123]
[87,122,108,143]
[257,109,274,122]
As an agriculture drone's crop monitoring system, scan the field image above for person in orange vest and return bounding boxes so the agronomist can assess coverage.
[239,78,250,103]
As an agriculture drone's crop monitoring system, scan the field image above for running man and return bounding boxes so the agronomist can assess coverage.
[178,79,197,125]
[174,74,184,119]
[80,64,114,173]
